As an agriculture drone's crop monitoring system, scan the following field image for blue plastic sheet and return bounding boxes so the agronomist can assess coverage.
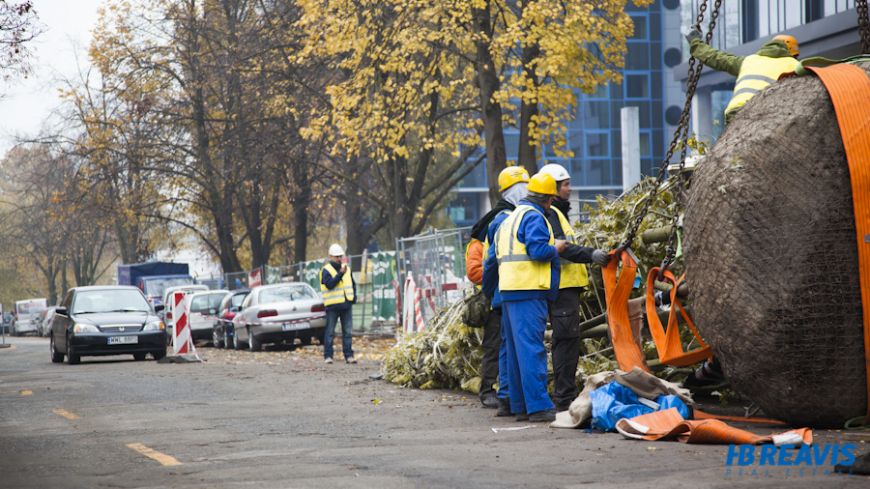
[590,382,690,432]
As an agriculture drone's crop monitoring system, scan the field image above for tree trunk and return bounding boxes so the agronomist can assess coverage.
[518,43,541,174]
[292,167,311,263]
[471,3,507,205]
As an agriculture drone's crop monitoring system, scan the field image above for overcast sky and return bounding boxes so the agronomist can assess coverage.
[0,0,104,152]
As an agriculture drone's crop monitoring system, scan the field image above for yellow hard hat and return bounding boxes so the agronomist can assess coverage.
[527,172,558,196]
[497,166,530,192]
[773,34,799,57]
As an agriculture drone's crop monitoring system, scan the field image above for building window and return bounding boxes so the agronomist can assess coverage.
[805,0,824,22]
[587,132,609,157]
[742,0,759,43]
[626,43,650,70]
[626,74,650,98]
[631,15,648,39]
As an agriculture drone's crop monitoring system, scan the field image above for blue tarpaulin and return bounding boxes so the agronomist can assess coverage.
[590,381,690,432]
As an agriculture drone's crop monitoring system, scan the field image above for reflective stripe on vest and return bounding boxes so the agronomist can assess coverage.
[725,54,800,115]
[551,207,589,289]
[494,205,555,291]
[320,263,354,306]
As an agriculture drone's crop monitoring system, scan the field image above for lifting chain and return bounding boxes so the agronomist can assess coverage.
[620,0,723,253]
[858,0,870,54]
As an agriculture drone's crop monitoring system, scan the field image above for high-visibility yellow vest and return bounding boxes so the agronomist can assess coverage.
[551,207,589,289]
[495,205,555,291]
[320,263,354,306]
[725,54,800,115]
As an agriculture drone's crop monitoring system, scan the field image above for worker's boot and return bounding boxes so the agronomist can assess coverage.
[496,397,512,417]
[480,391,499,409]
[528,408,556,423]
[835,450,870,475]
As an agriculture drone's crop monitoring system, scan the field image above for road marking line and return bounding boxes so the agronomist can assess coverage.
[20,389,33,396]
[126,443,182,466]
[52,408,80,420]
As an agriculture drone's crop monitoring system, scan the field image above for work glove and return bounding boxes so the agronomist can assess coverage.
[685,28,702,44]
[591,249,610,266]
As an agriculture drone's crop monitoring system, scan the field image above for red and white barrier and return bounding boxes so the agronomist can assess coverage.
[402,272,426,334]
[171,291,198,358]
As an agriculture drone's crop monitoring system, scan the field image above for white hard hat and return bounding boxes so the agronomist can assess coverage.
[539,163,571,182]
[328,243,345,256]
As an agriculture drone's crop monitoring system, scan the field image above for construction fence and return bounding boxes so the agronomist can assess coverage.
[222,226,474,336]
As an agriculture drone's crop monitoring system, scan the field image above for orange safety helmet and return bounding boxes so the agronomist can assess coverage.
[773,34,799,57]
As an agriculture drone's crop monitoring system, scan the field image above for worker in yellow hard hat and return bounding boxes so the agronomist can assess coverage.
[464,165,529,409]
[538,164,610,412]
[483,172,567,423]
[686,30,800,124]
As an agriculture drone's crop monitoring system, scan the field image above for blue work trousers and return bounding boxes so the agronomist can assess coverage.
[502,299,554,415]
[324,306,354,360]
[497,309,510,400]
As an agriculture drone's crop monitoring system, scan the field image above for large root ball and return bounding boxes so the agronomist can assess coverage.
[683,62,869,427]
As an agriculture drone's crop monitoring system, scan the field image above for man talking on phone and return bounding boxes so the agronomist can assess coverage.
[321,244,357,364]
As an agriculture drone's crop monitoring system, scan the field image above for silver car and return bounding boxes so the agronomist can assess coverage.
[233,283,326,352]
[38,307,58,337]
[186,290,229,342]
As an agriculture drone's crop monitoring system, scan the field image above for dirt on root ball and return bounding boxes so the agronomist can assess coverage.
[683,62,869,427]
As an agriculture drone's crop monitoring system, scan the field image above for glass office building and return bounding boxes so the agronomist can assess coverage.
[448,0,685,227]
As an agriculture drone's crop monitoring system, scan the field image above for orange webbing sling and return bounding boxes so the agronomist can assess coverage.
[804,63,870,419]
[644,268,712,367]
[602,250,649,372]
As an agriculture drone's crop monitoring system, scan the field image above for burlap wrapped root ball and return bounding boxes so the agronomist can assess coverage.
[683,62,869,427]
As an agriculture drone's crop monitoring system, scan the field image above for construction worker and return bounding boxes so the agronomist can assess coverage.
[466,166,530,409]
[489,172,567,422]
[321,243,356,364]
[686,30,800,124]
[538,164,610,411]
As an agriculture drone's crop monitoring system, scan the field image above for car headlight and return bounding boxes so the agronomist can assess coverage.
[73,323,99,333]
[143,320,165,331]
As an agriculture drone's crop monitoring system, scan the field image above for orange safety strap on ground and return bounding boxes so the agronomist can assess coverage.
[602,250,649,372]
[693,409,786,426]
[805,64,870,419]
[644,268,712,367]
[615,408,812,445]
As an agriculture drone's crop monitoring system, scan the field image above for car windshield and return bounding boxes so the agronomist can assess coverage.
[144,277,194,297]
[72,290,150,314]
[258,285,316,304]
[230,293,248,308]
[190,293,226,313]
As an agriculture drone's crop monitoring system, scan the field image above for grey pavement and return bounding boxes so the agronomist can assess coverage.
[0,336,866,488]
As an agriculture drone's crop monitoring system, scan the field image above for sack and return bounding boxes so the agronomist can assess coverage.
[461,288,490,328]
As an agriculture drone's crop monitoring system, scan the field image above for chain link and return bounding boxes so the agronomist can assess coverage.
[620,0,723,253]
[858,0,870,54]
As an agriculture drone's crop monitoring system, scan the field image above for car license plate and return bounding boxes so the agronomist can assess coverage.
[282,322,309,332]
[108,336,138,345]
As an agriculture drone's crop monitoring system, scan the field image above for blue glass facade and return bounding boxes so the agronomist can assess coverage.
[448,1,672,227]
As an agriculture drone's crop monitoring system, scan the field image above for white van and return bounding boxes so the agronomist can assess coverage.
[12,298,47,336]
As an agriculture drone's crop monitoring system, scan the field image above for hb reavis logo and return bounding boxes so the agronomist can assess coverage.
[724,443,857,477]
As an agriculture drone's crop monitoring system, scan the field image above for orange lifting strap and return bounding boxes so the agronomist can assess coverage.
[644,268,712,367]
[804,63,870,419]
[602,250,649,372]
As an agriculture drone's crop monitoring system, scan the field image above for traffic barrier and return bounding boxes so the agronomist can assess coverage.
[166,291,201,362]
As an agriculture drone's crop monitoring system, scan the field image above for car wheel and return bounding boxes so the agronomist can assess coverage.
[50,335,64,363]
[152,349,167,361]
[212,329,224,348]
[133,352,147,361]
[248,328,262,352]
[66,341,80,365]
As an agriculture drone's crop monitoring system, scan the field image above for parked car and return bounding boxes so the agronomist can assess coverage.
[186,290,229,342]
[12,298,47,336]
[212,289,250,349]
[233,283,325,352]
[37,306,58,337]
[160,284,209,343]
[49,286,166,364]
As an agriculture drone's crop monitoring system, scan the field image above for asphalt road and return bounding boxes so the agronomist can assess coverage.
[0,336,866,489]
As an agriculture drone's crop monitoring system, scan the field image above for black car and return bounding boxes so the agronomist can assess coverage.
[212,289,250,349]
[49,286,167,365]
